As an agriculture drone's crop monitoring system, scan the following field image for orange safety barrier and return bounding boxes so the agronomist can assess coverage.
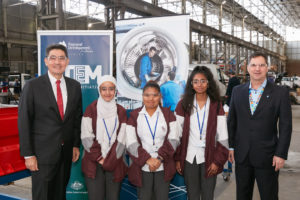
[0,107,26,177]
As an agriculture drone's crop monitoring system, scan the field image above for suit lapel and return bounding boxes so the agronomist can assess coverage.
[43,74,62,120]
[242,82,252,117]
[253,81,273,117]
[63,77,72,121]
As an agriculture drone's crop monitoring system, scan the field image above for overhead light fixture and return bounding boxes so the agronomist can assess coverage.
[88,23,93,28]
[222,1,226,4]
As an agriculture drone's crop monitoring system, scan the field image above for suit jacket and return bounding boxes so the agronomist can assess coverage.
[228,81,292,168]
[18,74,82,164]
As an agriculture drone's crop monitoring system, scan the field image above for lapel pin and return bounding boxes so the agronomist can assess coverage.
[266,95,270,98]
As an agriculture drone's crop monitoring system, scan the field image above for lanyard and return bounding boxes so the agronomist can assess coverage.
[102,117,117,146]
[144,112,159,145]
[249,88,264,114]
[196,102,207,140]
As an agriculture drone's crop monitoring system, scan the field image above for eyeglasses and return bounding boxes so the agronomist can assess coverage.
[100,87,115,92]
[143,93,160,98]
[47,55,67,62]
[191,79,208,85]
[249,63,268,68]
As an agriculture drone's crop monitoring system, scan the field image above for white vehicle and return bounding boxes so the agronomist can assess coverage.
[189,64,227,97]
[281,77,293,89]
[8,73,31,94]
[8,73,31,89]
[292,76,300,88]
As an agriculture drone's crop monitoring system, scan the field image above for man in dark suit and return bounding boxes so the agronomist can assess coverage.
[228,52,292,200]
[18,44,82,200]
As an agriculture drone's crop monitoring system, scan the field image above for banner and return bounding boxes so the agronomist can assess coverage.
[116,15,190,199]
[38,30,113,200]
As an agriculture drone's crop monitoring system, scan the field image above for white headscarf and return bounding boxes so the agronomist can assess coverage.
[96,75,119,157]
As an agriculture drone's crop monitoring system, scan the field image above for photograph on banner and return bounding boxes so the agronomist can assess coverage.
[37,30,113,200]
[115,15,189,200]
[116,15,190,110]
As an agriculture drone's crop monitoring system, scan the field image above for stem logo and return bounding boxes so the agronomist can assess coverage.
[65,65,102,84]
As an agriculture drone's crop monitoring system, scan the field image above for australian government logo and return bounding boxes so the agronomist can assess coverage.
[70,181,84,191]
[65,65,102,89]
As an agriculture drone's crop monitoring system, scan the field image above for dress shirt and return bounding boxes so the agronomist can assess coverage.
[137,106,167,172]
[249,79,267,115]
[186,96,210,164]
[48,71,67,114]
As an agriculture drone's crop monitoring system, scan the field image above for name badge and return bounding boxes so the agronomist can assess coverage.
[199,139,206,148]
[153,145,159,152]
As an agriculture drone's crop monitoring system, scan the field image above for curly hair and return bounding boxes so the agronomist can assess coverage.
[181,66,220,113]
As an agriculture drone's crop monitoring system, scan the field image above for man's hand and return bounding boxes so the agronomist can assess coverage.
[207,162,219,176]
[273,156,285,171]
[72,147,80,162]
[25,156,39,171]
[176,161,182,175]
[228,150,235,163]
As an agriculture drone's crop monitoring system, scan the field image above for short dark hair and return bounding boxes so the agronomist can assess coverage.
[143,80,160,93]
[149,47,157,52]
[46,44,68,58]
[248,52,268,65]
[168,71,176,80]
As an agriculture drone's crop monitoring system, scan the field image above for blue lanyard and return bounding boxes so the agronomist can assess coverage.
[144,112,159,145]
[196,102,207,140]
[102,117,117,146]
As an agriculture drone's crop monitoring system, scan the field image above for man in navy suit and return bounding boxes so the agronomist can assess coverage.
[228,52,292,200]
[18,44,82,200]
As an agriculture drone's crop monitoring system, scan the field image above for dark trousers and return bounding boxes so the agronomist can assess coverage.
[184,159,217,200]
[84,164,121,200]
[235,157,279,200]
[31,148,72,200]
[137,171,170,200]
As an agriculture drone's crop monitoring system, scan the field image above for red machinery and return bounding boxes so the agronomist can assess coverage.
[0,106,27,179]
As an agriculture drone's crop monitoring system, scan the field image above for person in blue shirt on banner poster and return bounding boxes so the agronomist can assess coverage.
[160,70,184,112]
[139,47,157,89]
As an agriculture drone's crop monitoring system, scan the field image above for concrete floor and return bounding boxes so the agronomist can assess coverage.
[1,105,300,200]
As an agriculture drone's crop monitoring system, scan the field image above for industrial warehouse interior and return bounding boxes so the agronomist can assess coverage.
[0,0,300,200]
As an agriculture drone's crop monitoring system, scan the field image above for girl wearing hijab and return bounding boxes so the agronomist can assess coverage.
[126,81,180,200]
[175,66,229,200]
[81,75,127,200]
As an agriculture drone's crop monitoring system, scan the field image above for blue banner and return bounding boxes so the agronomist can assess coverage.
[38,31,113,200]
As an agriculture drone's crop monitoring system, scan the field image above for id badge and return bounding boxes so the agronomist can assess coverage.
[199,139,206,148]
[153,145,159,152]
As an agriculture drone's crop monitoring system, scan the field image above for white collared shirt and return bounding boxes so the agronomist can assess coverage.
[137,106,167,172]
[186,96,210,164]
[48,71,67,113]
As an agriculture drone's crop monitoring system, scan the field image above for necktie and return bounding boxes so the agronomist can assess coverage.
[56,80,64,120]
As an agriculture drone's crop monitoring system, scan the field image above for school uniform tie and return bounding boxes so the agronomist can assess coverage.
[56,80,64,120]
